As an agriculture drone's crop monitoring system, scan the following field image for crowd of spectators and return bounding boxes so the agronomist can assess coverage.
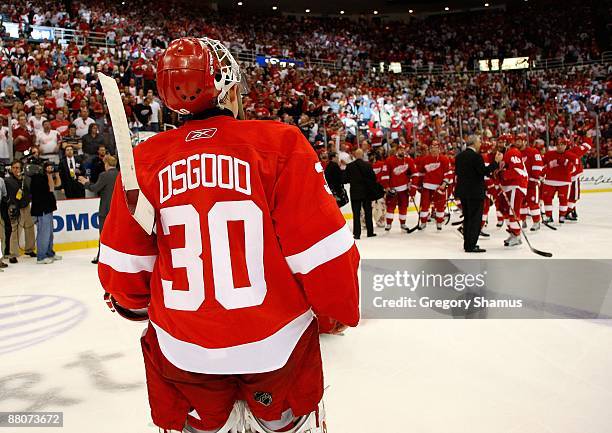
[0,0,610,267]
[0,0,605,71]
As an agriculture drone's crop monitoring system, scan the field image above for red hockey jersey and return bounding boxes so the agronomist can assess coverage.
[98,115,360,375]
[446,156,455,186]
[381,155,417,192]
[372,160,386,183]
[501,147,528,190]
[543,150,576,186]
[416,155,452,190]
[482,152,498,193]
[570,138,592,179]
[521,146,544,182]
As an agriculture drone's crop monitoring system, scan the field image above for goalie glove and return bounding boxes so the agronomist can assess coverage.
[104,293,149,322]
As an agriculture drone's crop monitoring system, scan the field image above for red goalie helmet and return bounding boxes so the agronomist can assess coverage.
[157,37,242,115]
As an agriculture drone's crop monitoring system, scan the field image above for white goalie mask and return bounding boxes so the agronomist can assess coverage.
[198,37,248,105]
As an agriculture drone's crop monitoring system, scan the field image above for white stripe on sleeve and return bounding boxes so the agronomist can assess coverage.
[99,243,157,273]
[285,225,354,275]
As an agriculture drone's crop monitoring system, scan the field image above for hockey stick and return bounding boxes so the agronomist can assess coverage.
[444,197,453,225]
[404,195,421,233]
[98,73,155,235]
[537,185,557,230]
[540,212,557,231]
[500,191,552,257]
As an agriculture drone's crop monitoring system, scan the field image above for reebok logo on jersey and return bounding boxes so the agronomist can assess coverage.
[185,128,217,142]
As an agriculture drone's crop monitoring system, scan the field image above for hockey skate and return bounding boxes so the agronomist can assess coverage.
[566,210,577,221]
[436,222,442,231]
[400,223,408,231]
[418,222,426,230]
[559,216,565,224]
[521,220,527,229]
[542,216,553,225]
[530,222,541,231]
[479,231,490,237]
[504,234,522,247]
[385,223,391,231]
[496,221,504,228]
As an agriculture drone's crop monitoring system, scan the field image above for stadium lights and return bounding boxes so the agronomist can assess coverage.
[237,1,243,5]
[373,10,379,15]
[340,10,345,14]
[444,6,450,11]
[305,8,311,13]
[409,9,414,13]
[272,6,277,10]
[484,2,489,6]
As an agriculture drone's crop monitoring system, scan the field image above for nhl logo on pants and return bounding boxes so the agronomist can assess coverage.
[254,391,273,406]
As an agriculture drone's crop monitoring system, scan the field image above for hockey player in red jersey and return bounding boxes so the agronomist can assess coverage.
[493,137,509,228]
[416,142,452,230]
[480,140,499,234]
[381,144,417,231]
[98,37,359,433]
[518,134,544,231]
[566,134,591,221]
[500,137,528,247]
[542,137,576,224]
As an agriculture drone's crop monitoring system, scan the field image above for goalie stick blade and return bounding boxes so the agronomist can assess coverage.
[98,72,155,235]
[451,219,464,226]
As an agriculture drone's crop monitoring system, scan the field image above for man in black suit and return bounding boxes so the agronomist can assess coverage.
[79,155,119,263]
[455,135,503,253]
[58,145,85,198]
[344,149,377,239]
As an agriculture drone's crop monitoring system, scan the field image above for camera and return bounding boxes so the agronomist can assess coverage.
[21,149,58,177]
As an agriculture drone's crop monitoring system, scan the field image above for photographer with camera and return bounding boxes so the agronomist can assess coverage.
[29,158,62,264]
[4,160,36,263]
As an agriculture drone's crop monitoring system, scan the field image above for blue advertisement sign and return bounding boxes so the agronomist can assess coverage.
[256,55,305,68]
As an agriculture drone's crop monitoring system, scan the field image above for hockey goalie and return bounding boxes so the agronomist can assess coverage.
[98,37,360,433]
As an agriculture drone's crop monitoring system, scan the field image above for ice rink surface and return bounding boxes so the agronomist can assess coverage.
[1,192,612,433]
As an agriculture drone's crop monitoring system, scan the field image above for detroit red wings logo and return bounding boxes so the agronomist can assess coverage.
[393,164,408,175]
[185,128,217,142]
[424,162,441,172]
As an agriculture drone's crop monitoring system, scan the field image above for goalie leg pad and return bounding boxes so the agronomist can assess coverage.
[245,400,327,433]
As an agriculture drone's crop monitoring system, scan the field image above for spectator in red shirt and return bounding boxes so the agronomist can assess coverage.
[50,110,71,137]
[43,90,57,112]
[142,61,156,94]
[69,83,85,115]
[12,114,35,159]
